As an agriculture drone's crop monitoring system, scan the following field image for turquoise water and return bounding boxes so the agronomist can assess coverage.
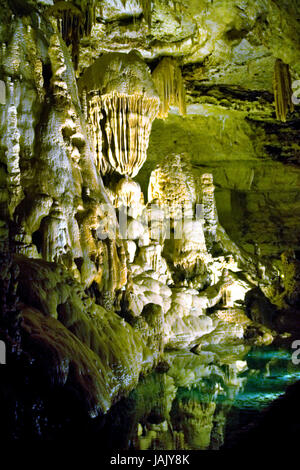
[173,346,300,410]
[140,346,300,449]
[215,345,300,447]
[93,345,300,450]
[231,347,300,411]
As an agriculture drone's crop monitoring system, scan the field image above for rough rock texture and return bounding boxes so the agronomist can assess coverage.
[0,0,299,441]
[5,255,152,415]
[0,8,132,304]
[74,0,300,260]
[107,156,267,351]
[0,2,153,423]
[140,110,300,258]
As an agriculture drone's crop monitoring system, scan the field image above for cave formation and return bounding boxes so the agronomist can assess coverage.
[0,0,300,449]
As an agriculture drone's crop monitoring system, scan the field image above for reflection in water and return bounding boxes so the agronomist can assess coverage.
[101,345,300,450]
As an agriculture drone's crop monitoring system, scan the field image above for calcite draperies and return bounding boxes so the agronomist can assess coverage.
[274,58,294,122]
[152,57,186,120]
[87,92,159,177]
[79,51,160,177]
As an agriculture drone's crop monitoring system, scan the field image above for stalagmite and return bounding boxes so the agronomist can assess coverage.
[3,78,23,217]
[201,173,218,233]
[274,58,294,122]
[152,57,186,119]
[1,0,291,444]
[115,178,144,219]
[42,202,71,264]
[148,153,196,219]
[79,51,160,177]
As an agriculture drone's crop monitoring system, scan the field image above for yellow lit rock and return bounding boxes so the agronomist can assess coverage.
[152,57,186,119]
[79,51,160,177]
[274,58,294,122]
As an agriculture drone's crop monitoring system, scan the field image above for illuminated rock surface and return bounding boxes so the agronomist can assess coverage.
[78,50,160,177]
[0,0,299,444]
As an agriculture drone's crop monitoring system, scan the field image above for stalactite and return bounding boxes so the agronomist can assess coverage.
[140,0,152,27]
[47,1,96,70]
[122,0,152,26]
[87,92,159,177]
[79,51,160,177]
[274,58,294,122]
[152,57,186,119]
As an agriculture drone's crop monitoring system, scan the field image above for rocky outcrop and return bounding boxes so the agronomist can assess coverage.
[0,0,299,443]
[14,255,153,414]
[0,9,127,302]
